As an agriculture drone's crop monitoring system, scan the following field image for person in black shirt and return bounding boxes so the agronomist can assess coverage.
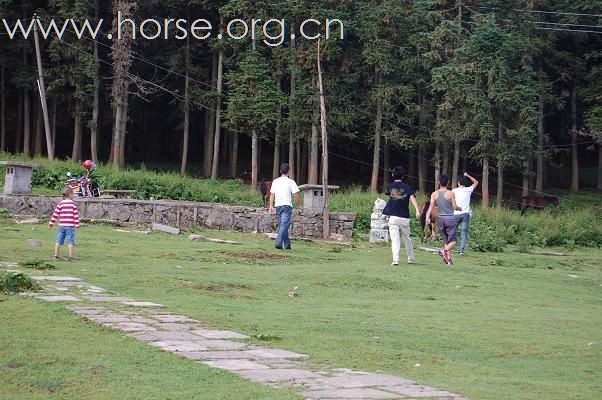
[383,166,421,266]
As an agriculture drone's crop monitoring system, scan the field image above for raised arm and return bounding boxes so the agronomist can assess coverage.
[464,172,479,189]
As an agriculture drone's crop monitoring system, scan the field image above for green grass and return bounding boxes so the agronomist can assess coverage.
[1,218,601,400]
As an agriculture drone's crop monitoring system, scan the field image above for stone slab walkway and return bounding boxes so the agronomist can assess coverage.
[3,265,468,400]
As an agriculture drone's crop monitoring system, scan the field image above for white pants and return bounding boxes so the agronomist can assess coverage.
[388,216,414,263]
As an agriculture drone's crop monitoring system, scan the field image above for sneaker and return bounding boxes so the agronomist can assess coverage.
[53,256,61,261]
[459,251,464,256]
[275,245,282,250]
[407,259,414,264]
[447,257,454,265]
[67,256,77,262]
[391,261,399,266]
[438,250,448,264]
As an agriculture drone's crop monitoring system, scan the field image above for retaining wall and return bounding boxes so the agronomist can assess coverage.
[0,195,355,239]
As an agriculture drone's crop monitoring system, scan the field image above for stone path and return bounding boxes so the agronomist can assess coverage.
[2,263,468,400]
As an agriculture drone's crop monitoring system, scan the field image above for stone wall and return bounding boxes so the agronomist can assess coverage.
[0,195,355,239]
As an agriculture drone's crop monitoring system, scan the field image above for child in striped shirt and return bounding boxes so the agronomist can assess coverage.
[48,186,80,261]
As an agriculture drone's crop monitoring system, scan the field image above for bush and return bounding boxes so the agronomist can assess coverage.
[0,271,40,294]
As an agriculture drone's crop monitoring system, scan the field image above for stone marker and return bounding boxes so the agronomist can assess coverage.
[152,223,180,235]
[17,218,40,224]
[303,388,400,399]
[191,329,249,340]
[202,359,271,371]
[36,295,81,302]
[237,368,323,383]
[188,234,241,245]
[121,301,166,308]
[32,276,82,282]
[26,239,43,247]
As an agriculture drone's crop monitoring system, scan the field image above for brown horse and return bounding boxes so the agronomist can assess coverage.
[520,196,560,215]
[259,180,272,208]
[419,201,439,242]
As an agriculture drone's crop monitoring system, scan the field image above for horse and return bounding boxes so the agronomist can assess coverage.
[520,196,560,215]
[419,201,439,242]
[259,179,272,208]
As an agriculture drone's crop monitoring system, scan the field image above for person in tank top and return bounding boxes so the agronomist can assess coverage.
[425,175,462,265]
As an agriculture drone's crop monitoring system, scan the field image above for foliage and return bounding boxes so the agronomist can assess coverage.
[18,259,57,270]
[0,271,40,294]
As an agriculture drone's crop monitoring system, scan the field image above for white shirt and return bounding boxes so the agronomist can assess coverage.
[270,176,299,207]
[453,186,474,215]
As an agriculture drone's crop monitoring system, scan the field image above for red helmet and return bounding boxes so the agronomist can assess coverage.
[83,160,96,170]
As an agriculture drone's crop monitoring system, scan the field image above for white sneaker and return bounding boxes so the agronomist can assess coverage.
[408,259,414,264]
[391,261,399,266]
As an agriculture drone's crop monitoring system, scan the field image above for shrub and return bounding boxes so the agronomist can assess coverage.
[0,271,40,294]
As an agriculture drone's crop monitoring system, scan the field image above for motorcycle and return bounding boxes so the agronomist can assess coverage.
[66,171,101,197]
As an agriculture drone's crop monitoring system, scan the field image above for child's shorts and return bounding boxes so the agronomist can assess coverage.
[56,226,76,245]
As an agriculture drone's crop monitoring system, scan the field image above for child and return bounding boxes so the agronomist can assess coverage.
[48,186,80,260]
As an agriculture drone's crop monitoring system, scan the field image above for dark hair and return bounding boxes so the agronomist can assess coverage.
[391,166,406,180]
[439,174,449,187]
[457,175,467,187]
[280,163,290,175]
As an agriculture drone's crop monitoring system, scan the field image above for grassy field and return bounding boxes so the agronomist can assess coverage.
[1,216,601,400]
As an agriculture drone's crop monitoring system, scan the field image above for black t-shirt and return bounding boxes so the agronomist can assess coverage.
[384,181,414,218]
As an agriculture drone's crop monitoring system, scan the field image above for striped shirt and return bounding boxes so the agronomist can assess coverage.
[49,199,80,228]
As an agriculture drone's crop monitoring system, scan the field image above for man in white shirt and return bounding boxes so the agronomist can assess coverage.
[269,163,303,250]
[453,172,479,255]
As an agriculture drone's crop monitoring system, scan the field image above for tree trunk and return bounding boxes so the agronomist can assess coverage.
[272,79,282,179]
[110,0,136,169]
[434,143,441,192]
[72,99,83,162]
[180,35,191,176]
[210,21,224,180]
[570,84,578,191]
[34,100,42,156]
[482,156,489,209]
[119,97,128,164]
[251,130,258,193]
[90,0,100,162]
[382,139,390,190]
[442,143,449,176]
[0,66,5,152]
[301,139,308,184]
[536,66,545,192]
[23,89,31,156]
[288,40,296,179]
[451,141,460,188]
[203,55,217,177]
[230,131,238,178]
[407,150,416,188]
[15,91,23,153]
[308,80,319,184]
[598,144,602,191]
[296,139,302,183]
[370,97,383,193]
[112,102,124,168]
[522,158,530,197]
[496,122,503,208]
[418,144,426,193]
[51,99,57,154]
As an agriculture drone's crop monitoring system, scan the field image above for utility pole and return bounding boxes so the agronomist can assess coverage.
[317,40,329,240]
[33,15,54,160]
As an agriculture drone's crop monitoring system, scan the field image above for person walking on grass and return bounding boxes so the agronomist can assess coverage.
[269,163,303,250]
[425,175,462,265]
[453,172,479,255]
[383,166,421,266]
[48,186,80,261]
